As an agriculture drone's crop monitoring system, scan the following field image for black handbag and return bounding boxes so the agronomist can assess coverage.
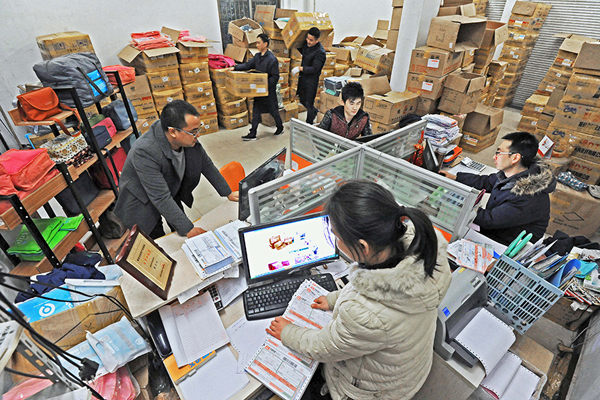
[98,205,127,239]
[91,125,112,148]
[101,99,138,131]
[55,171,100,216]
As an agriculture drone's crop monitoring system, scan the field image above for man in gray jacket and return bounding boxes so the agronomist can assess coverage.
[115,100,238,239]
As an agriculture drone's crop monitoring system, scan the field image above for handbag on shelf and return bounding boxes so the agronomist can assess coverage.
[102,65,136,86]
[91,125,112,149]
[101,99,138,131]
[41,133,89,164]
[0,149,56,191]
[93,116,118,137]
[90,147,126,189]
[16,87,77,135]
[55,171,100,216]
[98,205,127,239]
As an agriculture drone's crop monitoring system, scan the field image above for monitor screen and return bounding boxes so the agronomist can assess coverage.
[238,148,287,222]
[239,213,338,283]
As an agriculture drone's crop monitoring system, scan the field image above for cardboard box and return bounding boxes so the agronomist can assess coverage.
[335,63,349,77]
[225,44,249,63]
[228,18,263,46]
[521,94,550,119]
[406,73,447,100]
[118,45,179,73]
[210,68,228,87]
[541,88,564,116]
[350,67,363,77]
[226,71,268,97]
[357,75,392,96]
[460,127,500,153]
[573,42,600,73]
[217,98,248,116]
[543,297,599,331]
[390,7,403,30]
[572,131,600,164]
[176,41,211,64]
[153,88,184,112]
[371,121,400,134]
[179,63,210,85]
[138,110,159,128]
[564,73,600,107]
[214,85,244,103]
[146,68,182,92]
[386,29,399,50]
[543,123,581,157]
[554,102,600,135]
[281,12,334,49]
[197,113,219,135]
[501,44,532,61]
[36,31,94,60]
[426,15,487,52]
[505,31,539,46]
[463,104,503,135]
[548,182,600,237]
[270,39,289,57]
[517,115,539,134]
[218,111,249,129]
[409,46,462,78]
[372,20,390,42]
[190,98,217,117]
[131,94,156,115]
[363,91,419,124]
[438,3,476,17]
[460,49,475,68]
[474,47,496,68]
[277,57,291,73]
[438,72,485,114]
[568,156,600,185]
[416,97,439,116]
[488,61,508,79]
[262,102,299,126]
[254,5,297,40]
[355,45,395,75]
[479,21,508,49]
[30,286,126,349]
[318,91,341,114]
[183,82,214,103]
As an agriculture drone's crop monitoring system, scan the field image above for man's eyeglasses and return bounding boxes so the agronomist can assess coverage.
[494,151,514,156]
[171,126,201,137]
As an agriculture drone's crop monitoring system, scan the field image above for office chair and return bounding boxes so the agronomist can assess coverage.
[219,161,245,192]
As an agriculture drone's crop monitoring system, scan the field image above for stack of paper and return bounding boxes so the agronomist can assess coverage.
[481,352,540,400]
[245,280,333,400]
[182,220,247,279]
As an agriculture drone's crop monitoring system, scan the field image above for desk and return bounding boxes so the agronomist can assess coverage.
[119,200,264,399]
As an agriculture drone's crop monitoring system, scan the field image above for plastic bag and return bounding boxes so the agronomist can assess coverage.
[90,366,140,400]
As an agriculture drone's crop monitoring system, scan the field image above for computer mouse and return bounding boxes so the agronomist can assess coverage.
[146,310,172,358]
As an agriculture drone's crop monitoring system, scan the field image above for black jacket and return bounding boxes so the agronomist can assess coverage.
[298,42,326,99]
[456,160,556,245]
[234,50,279,95]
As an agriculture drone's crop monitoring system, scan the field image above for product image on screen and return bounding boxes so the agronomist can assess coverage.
[241,214,337,281]
[239,147,287,222]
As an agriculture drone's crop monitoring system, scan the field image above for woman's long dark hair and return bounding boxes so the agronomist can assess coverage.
[325,180,438,277]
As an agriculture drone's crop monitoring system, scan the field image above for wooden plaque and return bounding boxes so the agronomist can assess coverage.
[116,225,176,300]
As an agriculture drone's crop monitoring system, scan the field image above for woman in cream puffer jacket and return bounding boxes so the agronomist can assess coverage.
[268,181,452,400]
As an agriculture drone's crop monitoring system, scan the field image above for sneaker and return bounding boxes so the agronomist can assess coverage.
[241,134,257,141]
[274,127,284,136]
[589,185,600,199]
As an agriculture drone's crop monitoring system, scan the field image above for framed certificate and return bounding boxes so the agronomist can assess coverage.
[116,225,176,300]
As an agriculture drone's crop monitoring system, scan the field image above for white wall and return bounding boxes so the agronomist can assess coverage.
[0,0,223,146]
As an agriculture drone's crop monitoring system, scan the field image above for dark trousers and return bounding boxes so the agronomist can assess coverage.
[249,94,283,136]
[299,77,319,125]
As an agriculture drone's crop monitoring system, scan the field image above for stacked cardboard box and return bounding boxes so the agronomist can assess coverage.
[473,21,508,76]
[210,68,246,130]
[482,60,507,106]
[494,1,552,108]
[36,31,95,60]
[439,72,486,115]
[123,75,159,125]
[460,103,504,153]
[473,0,488,15]
[363,90,419,133]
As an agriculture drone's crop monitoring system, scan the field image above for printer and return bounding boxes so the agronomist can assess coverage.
[434,267,511,367]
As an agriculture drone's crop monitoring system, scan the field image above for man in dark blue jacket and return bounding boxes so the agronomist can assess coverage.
[441,132,556,245]
[293,27,326,125]
[234,33,283,141]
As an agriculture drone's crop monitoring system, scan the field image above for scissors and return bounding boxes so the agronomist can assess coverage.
[504,230,533,258]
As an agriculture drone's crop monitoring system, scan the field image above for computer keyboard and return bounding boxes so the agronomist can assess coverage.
[244,273,337,320]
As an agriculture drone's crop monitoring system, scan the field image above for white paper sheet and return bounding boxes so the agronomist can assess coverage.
[216,269,248,308]
[185,231,232,268]
[481,352,522,398]
[226,315,271,373]
[454,308,515,375]
[179,346,249,400]
[316,259,350,280]
[500,365,540,400]
[214,220,248,261]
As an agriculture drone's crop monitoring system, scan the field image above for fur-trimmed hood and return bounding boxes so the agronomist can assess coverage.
[496,158,556,196]
[348,222,452,314]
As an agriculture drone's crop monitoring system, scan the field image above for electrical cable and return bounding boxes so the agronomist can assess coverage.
[3,367,53,380]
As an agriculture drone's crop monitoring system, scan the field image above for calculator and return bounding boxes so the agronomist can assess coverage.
[461,157,486,172]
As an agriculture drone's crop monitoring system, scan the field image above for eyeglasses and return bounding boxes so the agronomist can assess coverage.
[170,126,201,137]
[494,151,514,156]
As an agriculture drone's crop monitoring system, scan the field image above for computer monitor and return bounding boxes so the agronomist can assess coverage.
[238,147,287,222]
[239,213,339,285]
[354,131,392,143]
[422,138,441,172]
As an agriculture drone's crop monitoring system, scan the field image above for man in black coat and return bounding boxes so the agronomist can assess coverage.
[293,27,326,125]
[234,33,283,141]
[441,132,556,245]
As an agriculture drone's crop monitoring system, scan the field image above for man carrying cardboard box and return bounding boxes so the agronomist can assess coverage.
[319,82,372,140]
[441,132,556,245]
[292,27,327,125]
[234,33,283,140]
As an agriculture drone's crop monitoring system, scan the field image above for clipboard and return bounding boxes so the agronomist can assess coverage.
[116,225,176,300]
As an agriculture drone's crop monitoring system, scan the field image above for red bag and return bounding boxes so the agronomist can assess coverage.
[0,149,56,191]
[90,147,127,189]
[208,54,235,69]
[102,65,136,86]
[94,117,118,137]
[0,164,17,196]
[16,87,78,135]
